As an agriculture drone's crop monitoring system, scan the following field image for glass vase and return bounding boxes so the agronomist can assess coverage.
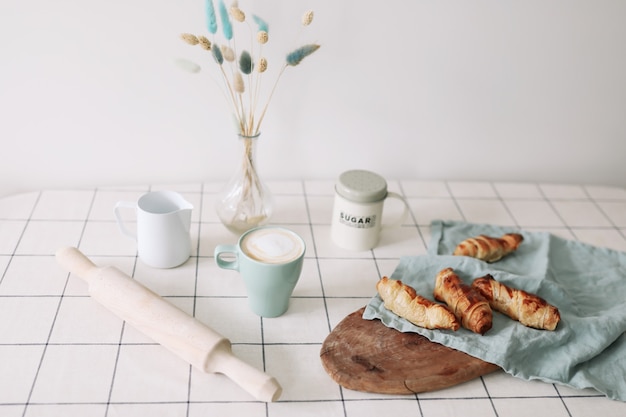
[216,133,273,234]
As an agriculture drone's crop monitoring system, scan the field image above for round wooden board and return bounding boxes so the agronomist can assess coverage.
[320,307,500,395]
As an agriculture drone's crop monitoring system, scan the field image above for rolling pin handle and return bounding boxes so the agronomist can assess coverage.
[209,341,282,402]
[55,246,98,283]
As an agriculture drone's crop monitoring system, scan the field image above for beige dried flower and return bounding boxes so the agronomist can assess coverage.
[256,31,269,44]
[233,72,245,93]
[230,6,245,22]
[302,10,314,26]
[221,45,235,62]
[258,57,268,73]
[198,36,211,50]
[180,33,199,45]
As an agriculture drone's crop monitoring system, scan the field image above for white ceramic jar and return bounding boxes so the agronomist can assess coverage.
[330,170,409,251]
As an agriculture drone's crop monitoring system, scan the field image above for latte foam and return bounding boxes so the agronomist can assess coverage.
[241,227,304,264]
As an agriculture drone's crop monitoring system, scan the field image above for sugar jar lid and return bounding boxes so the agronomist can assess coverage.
[336,170,388,203]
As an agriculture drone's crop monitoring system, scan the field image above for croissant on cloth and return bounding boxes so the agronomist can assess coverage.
[376,277,460,331]
[472,274,561,331]
[453,233,524,262]
[433,268,493,335]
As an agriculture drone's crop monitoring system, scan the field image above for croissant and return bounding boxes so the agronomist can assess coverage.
[376,277,460,331]
[433,268,493,335]
[472,274,560,331]
[453,233,524,262]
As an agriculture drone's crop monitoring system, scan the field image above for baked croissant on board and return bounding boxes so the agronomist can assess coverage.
[472,274,561,331]
[453,233,524,262]
[376,277,460,331]
[433,268,493,335]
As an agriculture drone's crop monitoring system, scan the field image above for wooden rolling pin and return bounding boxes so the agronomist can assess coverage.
[55,246,282,402]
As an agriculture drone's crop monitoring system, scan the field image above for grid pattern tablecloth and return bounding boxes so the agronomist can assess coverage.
[1,180,625,417]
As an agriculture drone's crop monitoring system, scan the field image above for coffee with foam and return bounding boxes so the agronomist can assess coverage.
[241,227,304,264]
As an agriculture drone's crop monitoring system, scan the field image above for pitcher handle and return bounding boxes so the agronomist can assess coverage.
[114,201,138,240]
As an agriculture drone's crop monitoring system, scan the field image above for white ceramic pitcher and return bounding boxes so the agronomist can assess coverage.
[115,190,193,268]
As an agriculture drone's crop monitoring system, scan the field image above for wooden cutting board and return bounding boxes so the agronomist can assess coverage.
[320,307,500,395]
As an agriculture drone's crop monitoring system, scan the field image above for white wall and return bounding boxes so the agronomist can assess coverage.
[2,0,625,197]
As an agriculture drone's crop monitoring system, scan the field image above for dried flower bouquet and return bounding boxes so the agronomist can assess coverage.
[181,0,319,136]
[180,1,320,233]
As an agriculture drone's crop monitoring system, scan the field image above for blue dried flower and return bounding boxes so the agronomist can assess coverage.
[286,44,320,66]
[205,0,217,34]
[239,50,253,75]
[212,44,224,65]
[218,0,232,40]
[252,14,269,33]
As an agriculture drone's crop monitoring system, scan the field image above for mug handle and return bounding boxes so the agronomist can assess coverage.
[382,192,410,229]
[214,244,240,271]
[114,201,138,240]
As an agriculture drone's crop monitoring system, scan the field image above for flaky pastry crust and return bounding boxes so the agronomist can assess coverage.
[453,233,524,262]
[433,268,493,335]
[376,277,460,331]
[472,274,560,331]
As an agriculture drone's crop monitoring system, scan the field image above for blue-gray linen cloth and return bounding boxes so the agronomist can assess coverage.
[363,220,626,401]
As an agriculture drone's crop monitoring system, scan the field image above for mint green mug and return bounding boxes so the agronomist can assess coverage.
[214,226,306,318]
